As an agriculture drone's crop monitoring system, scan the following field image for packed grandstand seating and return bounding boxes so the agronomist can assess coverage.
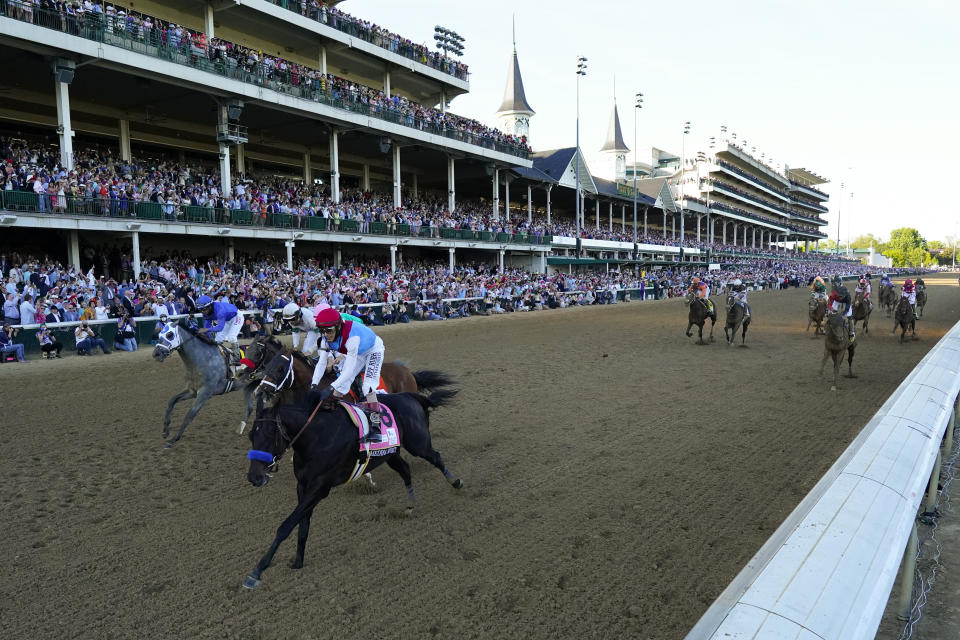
[1,0,526,155]
[3,134,837,252]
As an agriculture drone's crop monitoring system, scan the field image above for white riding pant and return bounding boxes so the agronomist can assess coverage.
[216,314,244,345]
[332,337,385,396]
[292,328,320,355]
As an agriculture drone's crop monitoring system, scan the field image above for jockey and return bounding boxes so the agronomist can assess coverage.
[810,276,827,300]
[915,277,926,289]
[281,301,320,356]
[855,277,872,310]
[730,278,750,318]
[827,284,855,341]
[196,294,244,361]
[688,277,713,313]
[880,272,892,288]
[311,307,386,444]
[902,279,918,318]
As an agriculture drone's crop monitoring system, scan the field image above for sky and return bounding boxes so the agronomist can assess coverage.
[347,0,960,245]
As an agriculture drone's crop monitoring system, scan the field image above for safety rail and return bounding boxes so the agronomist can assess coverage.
[0,3,526,158]
[687,318,960,640]
[0,191,552,245]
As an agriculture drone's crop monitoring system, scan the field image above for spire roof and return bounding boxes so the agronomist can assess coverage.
[497,47,535,115]
[599,102,629,153]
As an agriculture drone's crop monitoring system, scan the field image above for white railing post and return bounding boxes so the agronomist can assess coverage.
[896,521,919,621]
[924,450,943,514]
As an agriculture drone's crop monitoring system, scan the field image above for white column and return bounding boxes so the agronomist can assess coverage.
[285,241,294,270]
[448,247,455,271]
[363,164,371,191]
[498,249,505,273]
[54,70,74,171]
[527,184,533,224]
[204,2,215,36]
[412,173,418,200]
[119,119,131,162]
[595,199,599,229]
[320,46,327,75]
[733,223,738,246]
[608,202,613,232]
[546,185,552,225]
[805,239,810,253]
[621,204,626,233]
[447,157,456,213]
[219,143,231,200]
[680,212,685,242]
[504,176,511,222]
[131,232,141,279]
[440,88,446,113]
[722,221,727,244]
[389,245,397,273]
[696,215,701,243]
[334,246,342,268]
[643,206,648,237]
[236,144,247,176]
[662,211,667,236]
[392,143,401,209]
[329,129,340,204]
[384,69,391,98]
[671,215,676,240]
[303,150,312,184]
[492,168,500,220]
[68,230,80,270]
[752,227,757,248]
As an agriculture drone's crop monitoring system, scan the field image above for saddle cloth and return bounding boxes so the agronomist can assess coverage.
[339,402,401,455]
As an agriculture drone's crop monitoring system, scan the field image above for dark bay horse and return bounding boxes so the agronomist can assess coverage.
[684,290,716,345]
[819,314,856,391]
[806,297,827,336]
[724,295,751,346]
[893,297,917,343]
[879,284,896,315]
[852,291,871,335]
[242,388,463,589]
[153,320,257,448]
[916,283,927,318]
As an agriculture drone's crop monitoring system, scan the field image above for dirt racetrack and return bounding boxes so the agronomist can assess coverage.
[3,274,959,640]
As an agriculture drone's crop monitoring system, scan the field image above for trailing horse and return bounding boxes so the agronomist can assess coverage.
[916,283,927,318]
[818,314,856,391]
[806,297,827,336]
[723,295,751,347]
[241,388,463,589]
[684,290,716,345]
[879,284,895,315]
[852,291,871,336]
[893,297,917,343]
[152,319,256,448]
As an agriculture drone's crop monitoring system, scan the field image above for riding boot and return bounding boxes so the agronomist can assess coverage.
[361,410,385,444]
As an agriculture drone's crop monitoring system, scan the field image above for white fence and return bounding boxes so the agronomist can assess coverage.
[687,318,960,639]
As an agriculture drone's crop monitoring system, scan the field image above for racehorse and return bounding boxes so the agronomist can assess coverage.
[818,314,856,391]
[241,387,463,589]
[879,284,895,315]
[852,291,871,335]
[723,295,751,347]
[806,297,827,336]
[916,283,927,318]
[893,297,917,343]
[152,319,256,448]
[684,290,716,345]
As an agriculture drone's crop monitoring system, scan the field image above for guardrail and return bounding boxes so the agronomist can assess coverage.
[686,318,960,640]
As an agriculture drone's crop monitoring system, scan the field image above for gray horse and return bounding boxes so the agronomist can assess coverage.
[153,320,256,448]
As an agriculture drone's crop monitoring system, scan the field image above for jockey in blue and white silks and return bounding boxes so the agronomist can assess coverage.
[197,294,244,360]
[880,273,893,288]
[311,307,385,444]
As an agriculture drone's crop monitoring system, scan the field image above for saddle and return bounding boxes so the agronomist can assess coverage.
[695,297,714,314]
[338,401,401,482]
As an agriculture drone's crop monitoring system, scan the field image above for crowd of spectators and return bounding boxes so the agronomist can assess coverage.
[0,244,909,363]
[3,1,525,154]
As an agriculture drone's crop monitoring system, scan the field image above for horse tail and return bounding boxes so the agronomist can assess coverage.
[415,388,459,411]
[412,370,457,392]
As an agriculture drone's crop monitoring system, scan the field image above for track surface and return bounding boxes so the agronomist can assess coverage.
[3,274,959,639]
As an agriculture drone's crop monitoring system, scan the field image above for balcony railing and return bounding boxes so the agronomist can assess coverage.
[0,5,527,158]
[0,191,552,245]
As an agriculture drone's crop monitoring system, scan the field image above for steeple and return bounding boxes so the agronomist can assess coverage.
[496,17,534,142]
[599,88,630,181]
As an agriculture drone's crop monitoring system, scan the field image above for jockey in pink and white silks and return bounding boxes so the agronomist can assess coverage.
[902,279,918,318]
[281,302,321,356]
[855,277,872,310]
[197,294,244,361]
[311,307,386,444]
[827,278,855,341]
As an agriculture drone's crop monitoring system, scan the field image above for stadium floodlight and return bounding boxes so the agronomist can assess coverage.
[434,26,465,58]
[633,92,643,248]
[574,56,588,252]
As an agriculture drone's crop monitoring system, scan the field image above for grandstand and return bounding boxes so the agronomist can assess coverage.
[0,0,841,275]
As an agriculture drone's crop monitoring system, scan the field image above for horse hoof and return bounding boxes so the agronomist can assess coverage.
[242,575,261,589]
[830,386,837,392]
[452,478,464,489]
[845,374,857,379]
[290,561,303,570]
[238,421,247,435]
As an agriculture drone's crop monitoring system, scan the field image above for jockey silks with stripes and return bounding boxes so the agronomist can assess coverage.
[855,277,872,311]
[281,301,321,356]
[311,307,386,444]
[902,279,918,318]
[197,294,244,358]
[827,278,855,341]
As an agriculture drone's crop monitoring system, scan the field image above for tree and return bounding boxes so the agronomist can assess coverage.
[850,234,882,250]
[887,227,927,254]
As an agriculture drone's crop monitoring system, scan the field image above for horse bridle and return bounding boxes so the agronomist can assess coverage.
[247,388,331,468]
[155,323,195,355]
[257,354,295,395]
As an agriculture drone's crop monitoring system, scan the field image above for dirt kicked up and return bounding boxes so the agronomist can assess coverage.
[2,274,958,639]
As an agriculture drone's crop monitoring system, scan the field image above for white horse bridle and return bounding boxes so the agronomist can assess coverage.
[154,321,184,354]
[257,354,294,395]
